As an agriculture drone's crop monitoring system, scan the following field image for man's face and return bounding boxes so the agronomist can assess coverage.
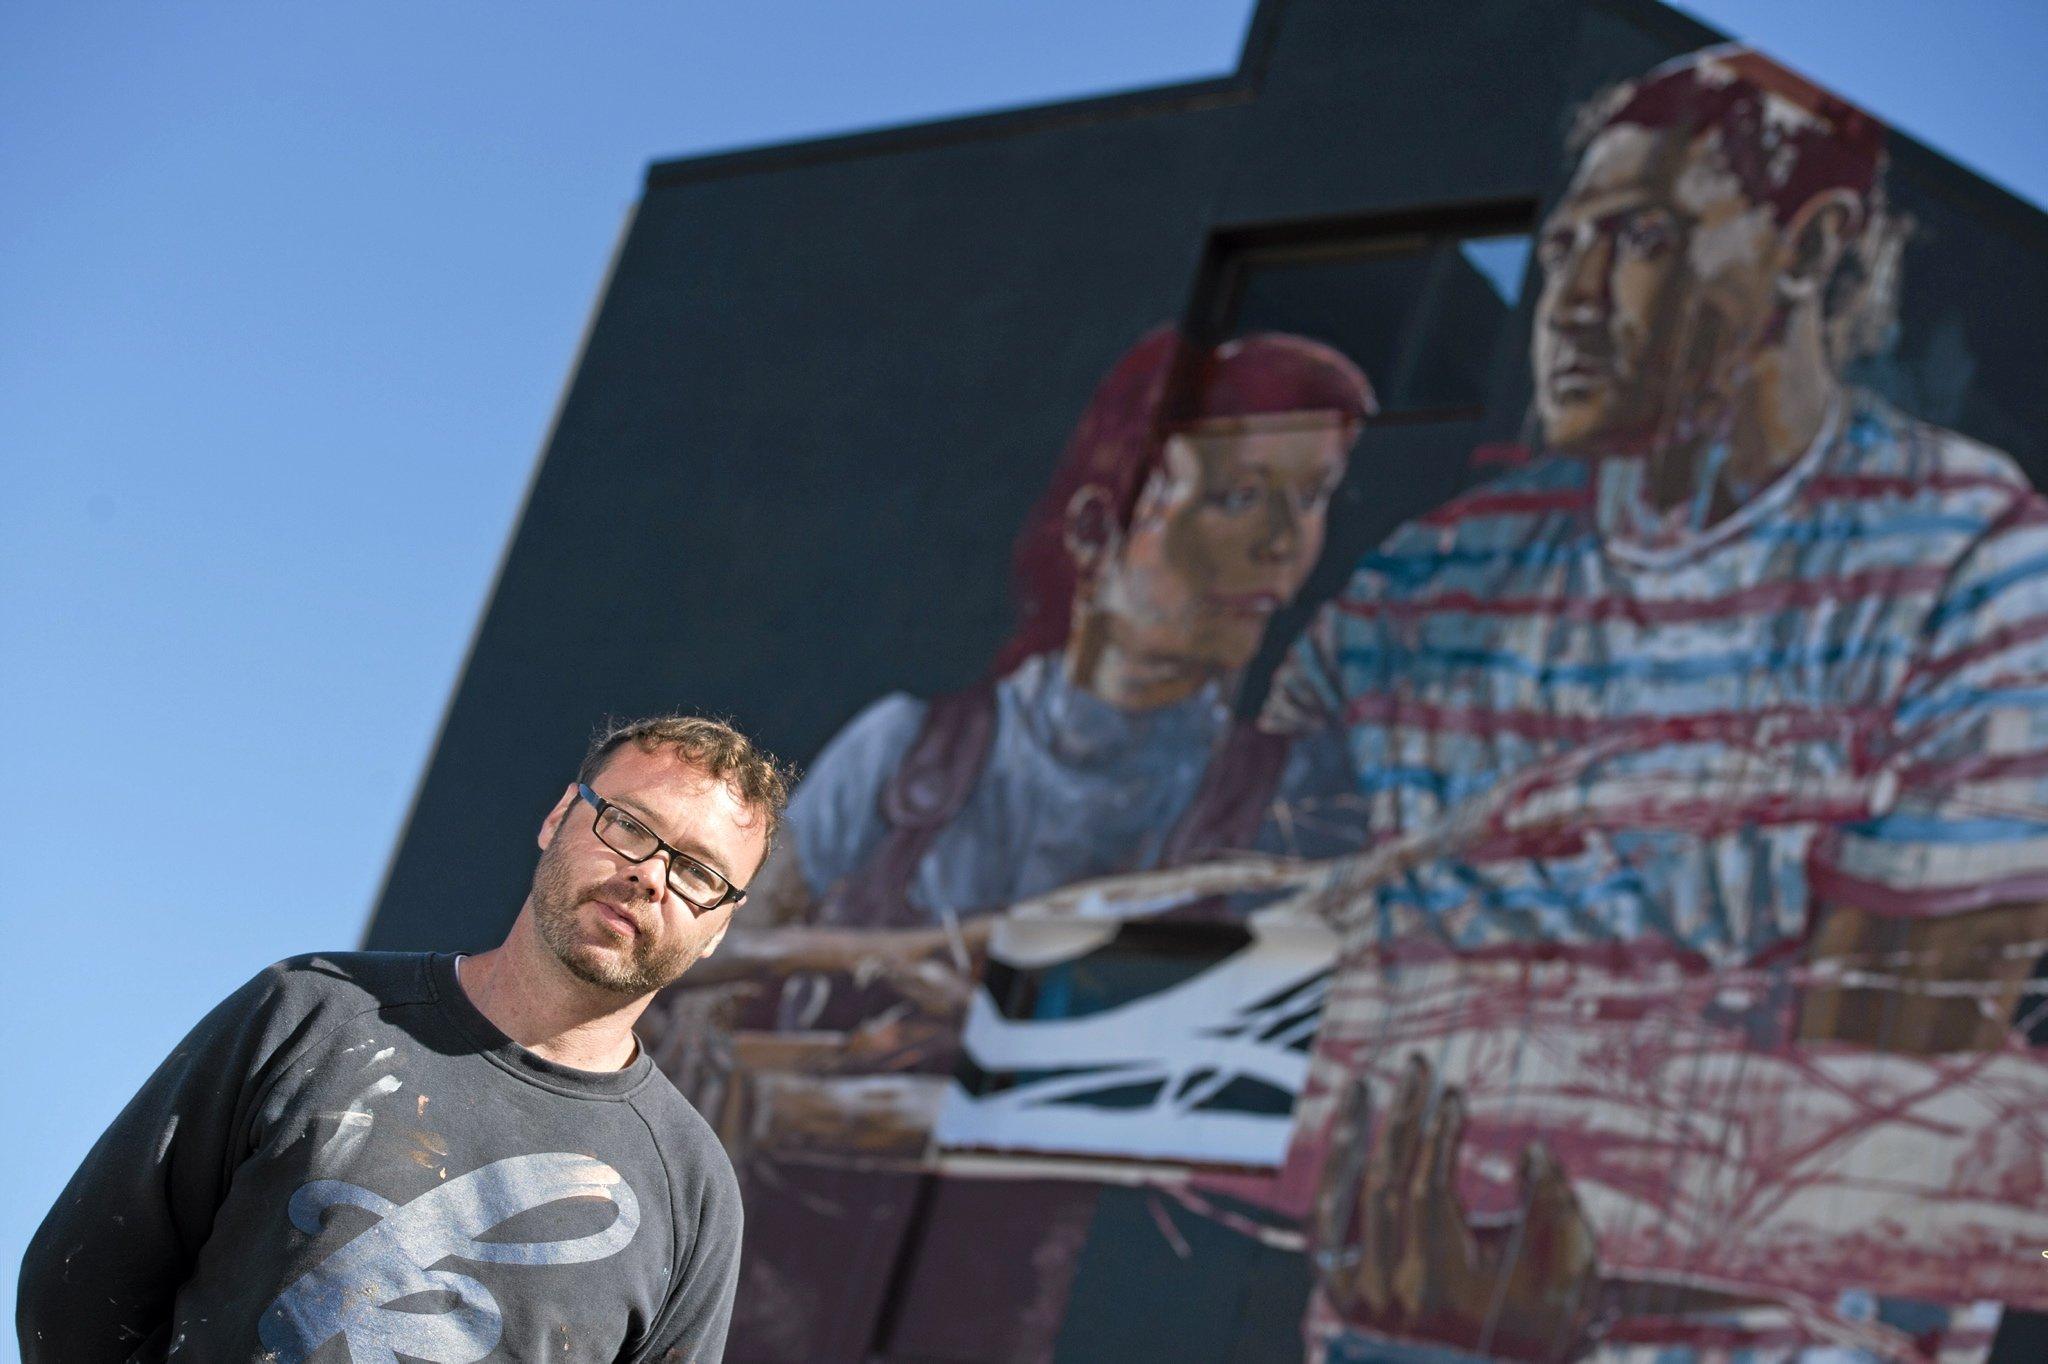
[527,744,769,997]
[1092,414,1353,674]
[1533,122,1784,454]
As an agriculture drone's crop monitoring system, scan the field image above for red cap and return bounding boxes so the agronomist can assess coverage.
[1595,44,1885,224]
[994,326,1374,674]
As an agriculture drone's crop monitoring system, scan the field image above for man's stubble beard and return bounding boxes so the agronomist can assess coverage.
[528,841,704,996]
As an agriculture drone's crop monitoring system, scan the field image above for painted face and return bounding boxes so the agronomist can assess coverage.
[1092,413,1354,675]
[528,744,768,996]
[1533,123,1784,455]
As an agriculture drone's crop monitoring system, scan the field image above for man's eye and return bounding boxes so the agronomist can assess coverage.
[1209,487,1261,513]
[672,861,725,900]
[1536,226,1574,269]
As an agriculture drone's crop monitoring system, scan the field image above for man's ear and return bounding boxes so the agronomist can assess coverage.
[1063,485,1119,575]
[1778,189,1862,303]
[538,785,577,851]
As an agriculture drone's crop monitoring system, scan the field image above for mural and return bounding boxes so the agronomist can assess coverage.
[1263,47,2048,1363]
[642,43,2048,1364]
[645,327,1375,1359]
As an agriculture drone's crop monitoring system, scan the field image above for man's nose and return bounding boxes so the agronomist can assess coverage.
[620,850,671,901]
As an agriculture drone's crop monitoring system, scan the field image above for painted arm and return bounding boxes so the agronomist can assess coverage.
[1797,898,2048,1053]
[666,840,989,1012]
[644,843,989,1160]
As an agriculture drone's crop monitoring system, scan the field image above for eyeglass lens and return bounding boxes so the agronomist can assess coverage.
[593,807,731,906]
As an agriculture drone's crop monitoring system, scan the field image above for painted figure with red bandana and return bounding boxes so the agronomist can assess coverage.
[645,326,1374,1361]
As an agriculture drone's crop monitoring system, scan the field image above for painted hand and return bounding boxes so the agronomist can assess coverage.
[848,920,990,1018]
[1311,1053,1603,1363]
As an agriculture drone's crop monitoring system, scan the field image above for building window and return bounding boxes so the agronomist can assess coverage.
[1209,209,1535,419]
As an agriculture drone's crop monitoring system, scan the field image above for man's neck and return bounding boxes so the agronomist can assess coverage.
[457,923,647,1072]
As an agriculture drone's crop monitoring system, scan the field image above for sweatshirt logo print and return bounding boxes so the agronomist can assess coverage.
[258,1152,641,1363]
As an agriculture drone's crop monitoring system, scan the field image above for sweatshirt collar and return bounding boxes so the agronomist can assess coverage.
[428,952,655,1100]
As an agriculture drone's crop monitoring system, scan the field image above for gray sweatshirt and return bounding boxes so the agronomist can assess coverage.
[17,952,741,1363]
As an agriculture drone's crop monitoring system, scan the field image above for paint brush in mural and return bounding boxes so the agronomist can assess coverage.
[1004,723,1892,945]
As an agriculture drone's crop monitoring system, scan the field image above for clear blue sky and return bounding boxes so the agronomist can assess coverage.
[2,1,2043,1349]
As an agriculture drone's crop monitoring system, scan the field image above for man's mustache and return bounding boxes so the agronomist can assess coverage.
[581,879,664,934]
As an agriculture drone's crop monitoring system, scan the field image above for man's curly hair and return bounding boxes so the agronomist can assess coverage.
[577,713,796,852]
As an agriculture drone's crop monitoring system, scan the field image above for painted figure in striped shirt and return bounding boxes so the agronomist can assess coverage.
[1270,46,2048,1363]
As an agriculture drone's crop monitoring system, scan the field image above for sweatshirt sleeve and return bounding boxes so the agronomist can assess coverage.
[633,1154,744,1363]
[16,962,299,1363]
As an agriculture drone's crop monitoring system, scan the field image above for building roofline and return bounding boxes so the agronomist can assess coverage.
[1589,0,2046,243]
[1885,129,2048,250]
[642,0,1290,190]
[643,0,2046,248]
[1588,0,1724,52]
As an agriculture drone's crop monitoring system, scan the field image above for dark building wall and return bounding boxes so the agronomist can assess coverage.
[364,5,2048,1358]
[367,0,2046,954]
[369,81,1249,951]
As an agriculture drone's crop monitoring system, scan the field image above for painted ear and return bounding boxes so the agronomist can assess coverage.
[1779,189,1863,302]
[1062,485,1119,572]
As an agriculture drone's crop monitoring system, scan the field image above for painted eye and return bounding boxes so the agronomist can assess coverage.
[1617,213,1674,258]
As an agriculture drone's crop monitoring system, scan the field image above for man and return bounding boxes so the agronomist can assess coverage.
[18,714,790,1364]
[1266,47,2048,1362]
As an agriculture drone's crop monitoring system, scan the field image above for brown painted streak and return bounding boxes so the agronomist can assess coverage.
[1008,740,1868,951]
[1342,565,1948,626]
[1480,791,1874,851]
[934,1151,1197,1186]
[1006,747,1536,931]
[1413,488,1590,526]
[679,923,988,989]
[747,1073,946,1162]
[1341,695,1875,749]
[730,1031,872,1074]
[1005,851,1318,921]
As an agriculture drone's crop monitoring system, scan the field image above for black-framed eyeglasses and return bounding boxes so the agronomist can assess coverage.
[575,784,747,914]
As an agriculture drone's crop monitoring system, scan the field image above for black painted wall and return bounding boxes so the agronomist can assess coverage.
[363,2,2048,1355]
[365,0,2048,955]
